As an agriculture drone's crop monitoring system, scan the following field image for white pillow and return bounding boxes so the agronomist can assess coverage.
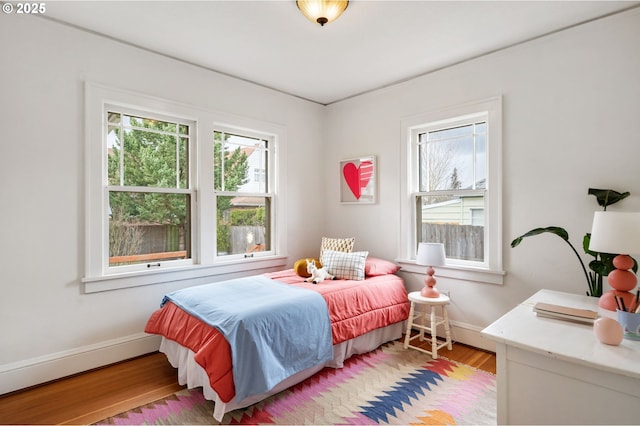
[322,250,369,281]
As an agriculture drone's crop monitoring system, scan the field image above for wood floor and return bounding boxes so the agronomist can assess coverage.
[0,335,496,425]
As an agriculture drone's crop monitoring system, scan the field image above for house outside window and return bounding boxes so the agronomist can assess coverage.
[400,97,504,284]
[416,120,486,263]
[84,83,286,292]
[213,129,273,259]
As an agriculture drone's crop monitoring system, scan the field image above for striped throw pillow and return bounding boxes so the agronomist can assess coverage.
[320,236,355,264]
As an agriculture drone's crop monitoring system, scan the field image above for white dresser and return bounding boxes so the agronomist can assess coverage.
[482,289,640,425]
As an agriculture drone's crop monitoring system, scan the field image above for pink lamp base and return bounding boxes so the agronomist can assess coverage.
[421,286,440,298]
[421,266,440,298]
[607,268,638,292]
[598,254,639,311]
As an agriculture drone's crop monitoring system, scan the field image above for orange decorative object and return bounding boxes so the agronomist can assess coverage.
[599,290,637,312]
[607,268,638,291]
[613,254,635,270]
[598,254,638,310]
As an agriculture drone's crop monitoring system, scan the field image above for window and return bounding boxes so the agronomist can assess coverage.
[84,83,286,292]
[416,119,486,263]
[400,97,504,284]
[106,109,194,273]
[213,129,273,259]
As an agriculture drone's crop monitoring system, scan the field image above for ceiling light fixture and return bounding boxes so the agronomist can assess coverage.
[296,0,349,27]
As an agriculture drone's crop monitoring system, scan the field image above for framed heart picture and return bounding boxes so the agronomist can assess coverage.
[340,155,376,204]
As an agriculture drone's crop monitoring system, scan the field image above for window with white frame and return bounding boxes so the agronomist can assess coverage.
[106,108,194,273]
[84,83,286,292]
[213,129,273,259]
[417,119,486,263]
[400,97,503,283]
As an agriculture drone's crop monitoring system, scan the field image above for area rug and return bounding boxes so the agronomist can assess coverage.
[97,341,496,425]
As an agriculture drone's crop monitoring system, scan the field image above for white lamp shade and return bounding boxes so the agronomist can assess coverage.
[589,211,640,255]
[416,242,446,267]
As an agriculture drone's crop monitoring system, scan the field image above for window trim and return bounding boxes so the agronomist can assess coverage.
[212,123,276,261]
[414,112,487,269]
[399,96,504,285]
[83,83,287,293]
[104,105,197,275]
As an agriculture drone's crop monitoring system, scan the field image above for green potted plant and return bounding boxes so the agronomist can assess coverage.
[511,188,637,297]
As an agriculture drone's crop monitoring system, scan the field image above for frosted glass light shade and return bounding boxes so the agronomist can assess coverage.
[416,243,446,267]
[589,211,640,255]
[296,0,349,26]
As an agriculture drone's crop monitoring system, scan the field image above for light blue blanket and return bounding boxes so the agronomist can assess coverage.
[161,275,333,401]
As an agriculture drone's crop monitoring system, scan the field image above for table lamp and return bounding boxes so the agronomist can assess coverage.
[588,211,640,311]
[416,242,446,298]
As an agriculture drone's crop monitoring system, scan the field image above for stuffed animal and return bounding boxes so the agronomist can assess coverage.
[305,258,335,284]
[294,258,321,277]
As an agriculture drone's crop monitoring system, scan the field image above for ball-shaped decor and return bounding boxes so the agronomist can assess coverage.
[593,317,623,346]
[599,290,637,311]
[608,269,638,291]
[613,254,635,271]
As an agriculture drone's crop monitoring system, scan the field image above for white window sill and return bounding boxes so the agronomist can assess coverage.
[397,259,505,285]
[82,256,288,293]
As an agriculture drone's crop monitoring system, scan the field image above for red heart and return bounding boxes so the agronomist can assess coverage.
[343,161,373,200]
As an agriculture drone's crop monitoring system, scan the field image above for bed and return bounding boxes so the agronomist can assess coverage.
[145,257,409,421]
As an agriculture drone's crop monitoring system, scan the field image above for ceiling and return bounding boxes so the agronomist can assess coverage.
[42,1,639,105]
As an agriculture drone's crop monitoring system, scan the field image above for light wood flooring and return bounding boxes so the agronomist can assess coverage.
[0,335,496,425]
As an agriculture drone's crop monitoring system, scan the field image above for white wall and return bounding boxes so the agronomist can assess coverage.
[325,8,640,349]
[2,7,639,394]
[0,14,326,393]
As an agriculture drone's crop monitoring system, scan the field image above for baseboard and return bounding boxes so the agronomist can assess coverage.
[0,320,494,397]
[0,333,161,396]
[449,320,496,352]
[407,314,496,353]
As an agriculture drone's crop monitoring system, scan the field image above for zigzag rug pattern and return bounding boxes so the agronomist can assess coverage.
[97,341,496,425]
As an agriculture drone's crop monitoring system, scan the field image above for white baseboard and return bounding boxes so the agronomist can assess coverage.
[411,316,496,352]
[1,320,494,397]
[448,320,496,352]
[0,333,161,396]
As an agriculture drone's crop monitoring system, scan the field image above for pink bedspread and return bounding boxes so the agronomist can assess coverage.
[145,269,409,403]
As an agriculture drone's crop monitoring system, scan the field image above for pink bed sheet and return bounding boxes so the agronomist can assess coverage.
[145,269,409,403]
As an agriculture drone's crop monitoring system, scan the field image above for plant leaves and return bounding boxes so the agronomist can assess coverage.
[588,188,630,208]
[511,189,634,297]
[511,226,569,247]
[589,259,611,276]
[511,226,593,290]
[583,233,597,257]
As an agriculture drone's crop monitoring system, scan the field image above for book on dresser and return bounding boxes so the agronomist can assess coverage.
[533,302,599,324]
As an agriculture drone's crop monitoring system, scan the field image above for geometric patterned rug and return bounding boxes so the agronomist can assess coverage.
[96,341,496,425]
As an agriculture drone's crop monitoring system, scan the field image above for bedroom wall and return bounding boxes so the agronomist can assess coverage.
[324,7,640,349]
[2,6,639,396]
[0,14,326,393]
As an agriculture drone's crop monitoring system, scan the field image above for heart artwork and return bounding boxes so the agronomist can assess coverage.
[342,161,373,200]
